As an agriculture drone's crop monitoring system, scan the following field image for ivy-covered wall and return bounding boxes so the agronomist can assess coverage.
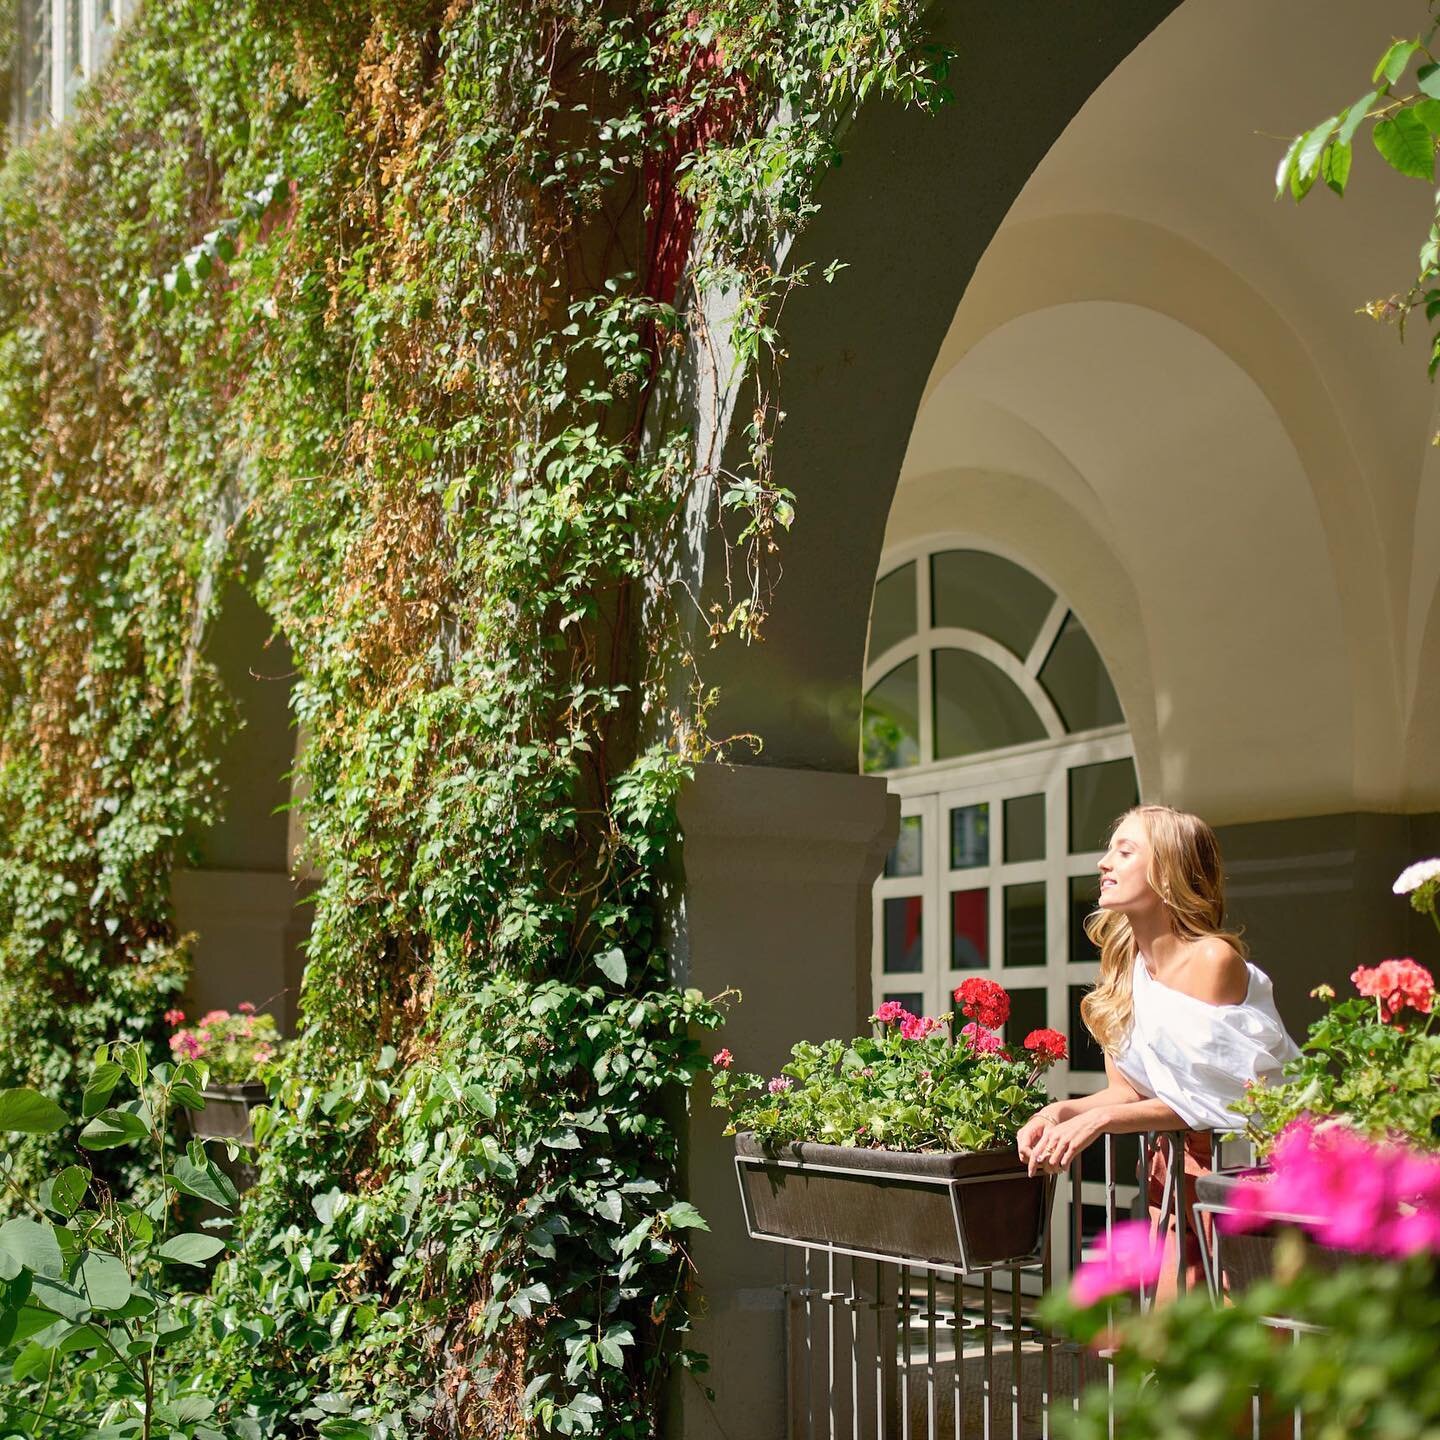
[0,1,945,1432]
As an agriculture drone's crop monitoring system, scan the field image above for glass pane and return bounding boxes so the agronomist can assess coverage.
[1068,757,1140,854]
[862,658,920,773]
[1069,874,1100,966]
[1039,613,1124,733]
[1068,986,1105,1073]
[884,814,923,878]
[933,649,1047,760]
[867,561,916,664]
[1003,882,1046,967]
[950,888,988,970]
[949,802,989,869]
[883,896,923,973]
[930,550,1055,659]
[1003,985,1047,1049]
[1003,793,1045,864]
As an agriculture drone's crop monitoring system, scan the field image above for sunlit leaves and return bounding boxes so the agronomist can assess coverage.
[1374,107,1436,179]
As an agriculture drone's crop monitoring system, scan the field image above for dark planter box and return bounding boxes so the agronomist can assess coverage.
[734,1132,1053,1272]
[1195,1165,1347,1295]
[188,1081,268,1146]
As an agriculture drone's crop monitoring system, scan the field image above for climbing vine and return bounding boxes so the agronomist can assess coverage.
[0,0,947,1434]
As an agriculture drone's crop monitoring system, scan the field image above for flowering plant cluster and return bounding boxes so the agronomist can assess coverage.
[165,1004,283,1085]
[1046,1120,1440,1439]
[1231,859,1440,1154]
[710,979,1067,1153]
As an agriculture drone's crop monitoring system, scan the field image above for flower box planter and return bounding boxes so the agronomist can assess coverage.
[187,1081,268,1146]
[1195,1165,1348,1296]
[733,1132,1054,1272]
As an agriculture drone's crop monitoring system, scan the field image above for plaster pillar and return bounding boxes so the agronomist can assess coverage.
[670,763,898,1440]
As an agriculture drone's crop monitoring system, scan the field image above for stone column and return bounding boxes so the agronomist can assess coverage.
[669,763,898,1440]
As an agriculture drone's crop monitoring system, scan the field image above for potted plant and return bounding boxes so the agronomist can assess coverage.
[1196,858,1440,1291]
[165,1002,283,1146]
[713,979,1068,1271]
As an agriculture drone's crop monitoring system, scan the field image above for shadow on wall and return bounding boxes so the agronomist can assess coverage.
[174,583,311,1035]
[1218,811,1440,1039]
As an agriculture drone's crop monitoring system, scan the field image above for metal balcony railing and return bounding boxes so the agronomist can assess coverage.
[764,1131,1300,1440]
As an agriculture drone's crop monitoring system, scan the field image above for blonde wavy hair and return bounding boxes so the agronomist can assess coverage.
[1080,805,1247,1054]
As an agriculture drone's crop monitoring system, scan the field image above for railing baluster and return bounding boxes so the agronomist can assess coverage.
[924,1270,938,1440]
[899,1263,912,1440]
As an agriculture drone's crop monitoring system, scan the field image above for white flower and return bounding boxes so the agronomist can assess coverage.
[1393,858,1440,895]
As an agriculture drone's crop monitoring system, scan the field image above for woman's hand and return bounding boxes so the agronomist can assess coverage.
[1026,1108,1110,1176]
[1016,1108,1060,1165]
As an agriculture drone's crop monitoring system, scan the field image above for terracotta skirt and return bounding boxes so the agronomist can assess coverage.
[1144,1130,1216,1303]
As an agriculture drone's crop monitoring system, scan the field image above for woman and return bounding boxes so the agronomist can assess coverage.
[1016,804,1298,1295]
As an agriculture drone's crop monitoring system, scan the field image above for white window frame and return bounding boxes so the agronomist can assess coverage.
[865,538,1142,1281]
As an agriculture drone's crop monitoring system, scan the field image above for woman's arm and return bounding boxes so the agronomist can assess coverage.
[1017,1057,1141,1163]
[1026,1091,1189,1175]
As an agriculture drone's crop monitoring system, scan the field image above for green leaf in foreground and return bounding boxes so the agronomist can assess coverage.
[156,1233,227,1266]
[1373,108,1435,180]
[78,1107,151,1150]
[0,1088,68,1135]
[0,1218,64,1279]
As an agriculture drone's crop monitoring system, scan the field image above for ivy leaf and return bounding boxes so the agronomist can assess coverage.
[81,1062,123,1119]
[0,1219,64,1279]
[171,1152,239,1210]
[0,1089,68,1135]
[156,1233,226,1266]
[11,1341,54,1383]
[1373,108,1435,180]
[663,1200,709,1232]
[41,1166,88,1219]
[1373,38,1420,85]
[78,1252,131,1312]
[1322,141,1352,196]
[596,948,628,986]
[1338,91,1380,147]
[79,1107,150,1150]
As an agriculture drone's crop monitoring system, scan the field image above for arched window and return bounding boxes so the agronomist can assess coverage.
[865,546,1139,1104]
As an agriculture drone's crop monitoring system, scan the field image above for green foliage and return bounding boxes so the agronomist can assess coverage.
[1231,987,1440,1153]
[0,0,950,1432]
[713,1022,1054,1154]
[1275,17,1440,380]
[1046,1243,1440,1440]
[0,1044,240,1439]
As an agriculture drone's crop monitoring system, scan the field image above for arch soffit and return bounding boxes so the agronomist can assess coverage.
[909,213,1401,807]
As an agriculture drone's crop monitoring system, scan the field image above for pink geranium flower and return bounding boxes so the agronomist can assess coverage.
[960,1022,1006,1055]
[767,1076,793,1095]
[873,1001,908,1026]
[1221,1118,1440,1258]
[1070,1220,1165,1307]
[163,1009,185,1027]
[899,1013,945,1041]
[712,1048,734,1070]
[1351,958,1434,1021]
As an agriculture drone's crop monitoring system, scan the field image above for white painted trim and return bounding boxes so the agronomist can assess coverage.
[1027,595,1069,676]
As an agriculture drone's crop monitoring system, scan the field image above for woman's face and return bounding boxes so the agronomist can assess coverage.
[1097,814,1160,915]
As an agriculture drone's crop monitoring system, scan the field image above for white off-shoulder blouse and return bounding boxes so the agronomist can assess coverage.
[1112,952,1300,1132]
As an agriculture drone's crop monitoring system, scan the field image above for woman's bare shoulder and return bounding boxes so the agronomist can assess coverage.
[1176,936,1249,1005]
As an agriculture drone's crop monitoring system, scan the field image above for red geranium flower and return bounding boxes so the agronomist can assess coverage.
[1023,1028,1068,1065]
[953,977,1010,1030]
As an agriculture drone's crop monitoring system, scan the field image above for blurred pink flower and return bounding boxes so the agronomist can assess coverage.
[238,1001,257,1014]
[163,1009,185,1027]
[1070,1220,1165,1307]
[1221,1118,1440,1258]
[712,1048,733,1070]
[767,1076,793,1095]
